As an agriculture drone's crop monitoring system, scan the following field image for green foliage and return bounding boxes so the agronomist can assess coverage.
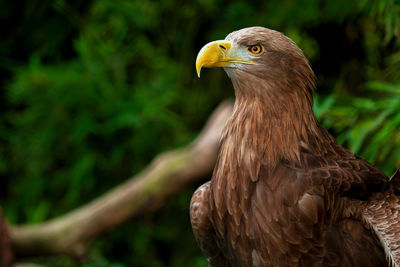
[313,0,400,175]
[315,82,400,174]
[0,0,399,266]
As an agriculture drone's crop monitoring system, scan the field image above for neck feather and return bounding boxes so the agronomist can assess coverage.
[221,74,324,171]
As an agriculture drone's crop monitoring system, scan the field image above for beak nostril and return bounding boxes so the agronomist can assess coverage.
[219,45,226,50]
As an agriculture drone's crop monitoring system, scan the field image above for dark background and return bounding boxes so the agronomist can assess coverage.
[0,0,399,266]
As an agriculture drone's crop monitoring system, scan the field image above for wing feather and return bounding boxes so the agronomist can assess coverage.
[363,170,400,267]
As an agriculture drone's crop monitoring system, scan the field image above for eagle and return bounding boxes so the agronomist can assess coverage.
[190,26,400,267]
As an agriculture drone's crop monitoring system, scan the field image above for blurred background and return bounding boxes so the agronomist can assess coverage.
[0,0,399,266]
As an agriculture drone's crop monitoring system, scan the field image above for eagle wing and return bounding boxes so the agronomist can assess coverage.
[190,182,231,267]
[248,148,393,266]
[362,170,400,267]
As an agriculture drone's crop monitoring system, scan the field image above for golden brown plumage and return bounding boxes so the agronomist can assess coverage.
[190,27,400,267]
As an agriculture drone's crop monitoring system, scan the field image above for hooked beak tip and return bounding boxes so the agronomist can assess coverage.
[196,66,202,78]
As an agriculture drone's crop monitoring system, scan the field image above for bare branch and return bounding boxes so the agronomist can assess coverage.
[9,101,233,259]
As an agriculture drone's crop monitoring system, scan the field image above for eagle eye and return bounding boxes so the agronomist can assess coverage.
[247,45,263,55]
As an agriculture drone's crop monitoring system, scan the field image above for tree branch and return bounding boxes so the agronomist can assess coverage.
[8,101,233,259]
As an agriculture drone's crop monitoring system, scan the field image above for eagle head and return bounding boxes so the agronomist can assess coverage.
[196,26,315,98]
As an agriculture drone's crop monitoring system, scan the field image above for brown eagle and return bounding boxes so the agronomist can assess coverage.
[190,26,400,267]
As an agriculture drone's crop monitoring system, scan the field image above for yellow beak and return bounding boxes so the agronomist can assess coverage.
[195,40,253,77]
